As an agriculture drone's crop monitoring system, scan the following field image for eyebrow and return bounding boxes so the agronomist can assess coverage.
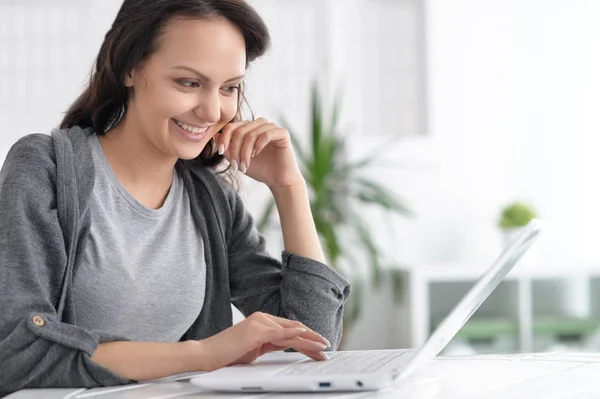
[170,65,245,83]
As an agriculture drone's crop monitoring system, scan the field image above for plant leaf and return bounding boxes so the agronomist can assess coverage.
[339,136,405,176]
[311,136,339,195]
[353,178,413,216]
[390,269,405,303]
[311,82,322,166]
[330,85,343,134]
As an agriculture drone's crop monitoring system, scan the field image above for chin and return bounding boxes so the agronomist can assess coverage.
[176,149,204,161]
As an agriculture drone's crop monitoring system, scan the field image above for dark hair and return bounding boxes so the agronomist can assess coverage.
[61,0,270,170]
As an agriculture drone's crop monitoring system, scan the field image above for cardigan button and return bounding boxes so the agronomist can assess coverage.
[32,315,45,327]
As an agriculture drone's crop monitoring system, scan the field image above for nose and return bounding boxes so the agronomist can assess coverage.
[194,89,221,124]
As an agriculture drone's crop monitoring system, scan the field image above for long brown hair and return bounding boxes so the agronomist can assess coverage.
[61,0,270,170]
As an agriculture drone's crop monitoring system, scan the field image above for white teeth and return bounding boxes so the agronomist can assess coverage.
[175,119,207,135]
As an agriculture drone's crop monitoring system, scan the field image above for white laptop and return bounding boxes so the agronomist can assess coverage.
[191,219,543,393]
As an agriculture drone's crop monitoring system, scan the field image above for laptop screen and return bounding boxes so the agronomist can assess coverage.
[398,220,542,381]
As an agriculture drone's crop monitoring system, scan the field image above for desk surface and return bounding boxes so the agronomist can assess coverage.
[8,352,600,399]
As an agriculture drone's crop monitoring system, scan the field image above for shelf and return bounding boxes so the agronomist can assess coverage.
[533,317,600,336]
[432,317,518,339]
[395,261,600,354]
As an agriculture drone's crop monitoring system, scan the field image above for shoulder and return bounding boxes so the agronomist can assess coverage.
[1,125,91,177]
[0,134,59,215]
[6,133,54,161]
[1,133,56,183]
[0,125,93,194]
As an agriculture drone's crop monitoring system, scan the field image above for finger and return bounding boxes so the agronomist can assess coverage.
[261,313,331,348]
[264,314,331,347]
[271,337,328,352]
[238,315,307,355]
[227,118,272,169]
[218,121,247,157]
[263,342,329,362]
[232,117,271,136]
[252,128,289,159]
[265,326,310,344]
[238,124,278,173]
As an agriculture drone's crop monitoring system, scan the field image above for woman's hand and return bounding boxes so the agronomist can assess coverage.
[196,312,331,372]
[217,118,304,188]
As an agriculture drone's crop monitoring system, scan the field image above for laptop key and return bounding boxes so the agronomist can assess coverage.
[274,351,408,375]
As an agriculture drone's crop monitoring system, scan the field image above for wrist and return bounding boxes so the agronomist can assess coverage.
[182,340,212,372]
[268,176,307,198]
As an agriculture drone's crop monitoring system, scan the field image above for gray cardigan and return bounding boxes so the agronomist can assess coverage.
[0,126,350,394]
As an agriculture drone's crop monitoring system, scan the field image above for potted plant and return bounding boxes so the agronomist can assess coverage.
[257,81,412,341]
[498,201,538,246]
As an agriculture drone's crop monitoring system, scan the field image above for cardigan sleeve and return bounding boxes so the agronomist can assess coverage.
[0,135,131,395]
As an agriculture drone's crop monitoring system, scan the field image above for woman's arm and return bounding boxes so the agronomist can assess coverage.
[269,179,326,264]
[91,341,200,381]
[217,119,351,349]
[92,313,329,381]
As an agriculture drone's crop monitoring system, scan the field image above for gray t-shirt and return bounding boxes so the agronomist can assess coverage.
[73,134,205,342]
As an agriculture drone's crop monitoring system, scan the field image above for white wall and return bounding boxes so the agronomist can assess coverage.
[0,1,121,159]
[418,0,600,266]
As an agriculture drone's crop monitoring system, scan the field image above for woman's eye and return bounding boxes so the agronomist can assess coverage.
[178,80,199,88]
[223,85,240,94]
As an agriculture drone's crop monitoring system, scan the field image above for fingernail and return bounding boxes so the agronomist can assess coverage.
[231,159,238,171]
[321,352,330,360]
[239,162,247,174]
[295,328,307,332]
[251,149,256,158]
[313,342,327,350]
[218,144,225,155]
[321,336,331,348]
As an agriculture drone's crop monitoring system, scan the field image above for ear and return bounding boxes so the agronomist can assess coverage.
[124,69,135,87]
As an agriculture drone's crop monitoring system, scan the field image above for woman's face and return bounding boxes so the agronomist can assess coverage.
[124,17,246,161]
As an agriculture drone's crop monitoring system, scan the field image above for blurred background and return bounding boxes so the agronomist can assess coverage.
[1,0,600,355]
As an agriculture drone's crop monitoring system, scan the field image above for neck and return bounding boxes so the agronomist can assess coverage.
[98,112,176,209]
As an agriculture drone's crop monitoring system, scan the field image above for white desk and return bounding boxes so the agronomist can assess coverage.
[8,352,600,398]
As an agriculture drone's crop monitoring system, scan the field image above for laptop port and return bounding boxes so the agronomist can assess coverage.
[319,382,331,388]
[241,386,263,391]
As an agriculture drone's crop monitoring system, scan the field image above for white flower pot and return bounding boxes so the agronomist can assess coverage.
[502,227,526,248]
[501,227,540,269]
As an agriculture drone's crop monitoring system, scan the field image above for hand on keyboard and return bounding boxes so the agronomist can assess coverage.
[196,312,331,371]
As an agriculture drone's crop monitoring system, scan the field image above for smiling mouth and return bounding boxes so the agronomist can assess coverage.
[172,119,209,135]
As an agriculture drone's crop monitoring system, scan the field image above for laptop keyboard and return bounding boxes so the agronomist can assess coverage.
[274,350,409,375]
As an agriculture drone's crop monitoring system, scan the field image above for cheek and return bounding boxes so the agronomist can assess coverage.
[139,82,194,120]
[160,92,197,118]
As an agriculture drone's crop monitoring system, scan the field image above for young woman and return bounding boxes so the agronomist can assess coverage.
[0,0,350,393]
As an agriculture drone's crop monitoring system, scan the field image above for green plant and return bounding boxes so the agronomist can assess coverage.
[498,201,538,229]
[257,81,412,335]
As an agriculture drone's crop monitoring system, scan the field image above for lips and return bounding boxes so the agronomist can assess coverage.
[172,118,209,135]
